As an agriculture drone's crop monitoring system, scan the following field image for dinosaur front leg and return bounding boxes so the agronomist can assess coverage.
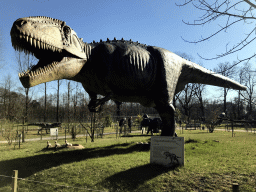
[88,93,113,112]
[155,103,177,136]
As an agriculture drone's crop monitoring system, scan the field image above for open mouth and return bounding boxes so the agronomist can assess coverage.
[11,28,86,88]
[18,56,72,79]
[11,30,65,77]
[11,17,89,88]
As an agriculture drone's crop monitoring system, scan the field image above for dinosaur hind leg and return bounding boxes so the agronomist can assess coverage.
[154,103,176,136]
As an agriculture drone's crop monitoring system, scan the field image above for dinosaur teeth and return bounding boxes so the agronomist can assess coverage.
[37,40,41,49]
[29,37,33,46]
[34,39,37,48]
[13,30,63,54]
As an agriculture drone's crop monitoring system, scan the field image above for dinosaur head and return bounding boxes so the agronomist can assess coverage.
[10,16,90,88]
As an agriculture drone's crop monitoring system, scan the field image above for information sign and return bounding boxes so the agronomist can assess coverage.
[50,128,58,136]
[150,136,184,167]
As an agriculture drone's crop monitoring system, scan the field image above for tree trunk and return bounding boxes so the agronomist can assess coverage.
[25,88,29,123]
[237,90,241,119]
[114,101,122,121]
[224,88,227,114]
[199,97,205,121]
[44,83,47,122]
[56,80,60,122]
[67,82,70,131]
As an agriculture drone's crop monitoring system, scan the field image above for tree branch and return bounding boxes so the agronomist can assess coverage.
[177,0,256,63]
[243,0,256,9]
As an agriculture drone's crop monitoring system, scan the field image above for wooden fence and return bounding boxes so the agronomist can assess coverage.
[0,170,241,192]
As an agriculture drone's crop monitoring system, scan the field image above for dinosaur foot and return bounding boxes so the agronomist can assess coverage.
[88,93,113,113]
[88,99,104,112]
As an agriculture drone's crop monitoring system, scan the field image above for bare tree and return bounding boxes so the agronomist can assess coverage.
[65,81,75,131]
[44,83,47,122]
[177,1,256,66]
[175,52,198,123]
[176,83,197,123]
[16,51,38,123]
[214,62,236,114]
[240,63,256,118]
[194,83,206,121]
[56,80,60,122]
[3,75,13,120]
[236,67,245,119]
[2,75,23,121]
[51,80,62,122]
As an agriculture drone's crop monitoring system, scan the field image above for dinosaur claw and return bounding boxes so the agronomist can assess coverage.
[88,100,103,112]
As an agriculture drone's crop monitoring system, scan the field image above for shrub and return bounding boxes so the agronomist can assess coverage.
[2,122,18,145]
[136,114,143,125]
[104,115,112,127]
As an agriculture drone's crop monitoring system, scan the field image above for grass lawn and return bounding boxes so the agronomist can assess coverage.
[0,130,256,191]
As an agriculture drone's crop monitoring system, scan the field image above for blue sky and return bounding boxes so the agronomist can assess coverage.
[0,0,253,101]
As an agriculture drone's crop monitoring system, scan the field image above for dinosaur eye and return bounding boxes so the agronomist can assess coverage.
[63,26,71,35]
[63,26,71,41]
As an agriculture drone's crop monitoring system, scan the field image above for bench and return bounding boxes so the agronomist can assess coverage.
[185,123,201,130]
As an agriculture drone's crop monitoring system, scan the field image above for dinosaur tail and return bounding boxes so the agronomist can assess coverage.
[181,61,246,91]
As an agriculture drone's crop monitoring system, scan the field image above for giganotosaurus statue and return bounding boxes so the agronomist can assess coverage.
[10,16,246,136]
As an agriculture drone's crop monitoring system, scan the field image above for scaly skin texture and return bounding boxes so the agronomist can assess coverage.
[10,16,246,136]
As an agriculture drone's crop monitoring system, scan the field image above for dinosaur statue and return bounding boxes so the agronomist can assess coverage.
[10,16,246,136]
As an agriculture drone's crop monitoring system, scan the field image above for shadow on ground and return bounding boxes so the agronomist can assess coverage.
[99,163,175,191]
[188,132,211,134]
[0,142,157,188]
[121,134,154,137]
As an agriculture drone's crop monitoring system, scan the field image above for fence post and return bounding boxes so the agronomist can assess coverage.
[116,124,118,139]
[22,126,25,143]
[12,170,18,192]
[232,183,239,192]
[18,135,21,149]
